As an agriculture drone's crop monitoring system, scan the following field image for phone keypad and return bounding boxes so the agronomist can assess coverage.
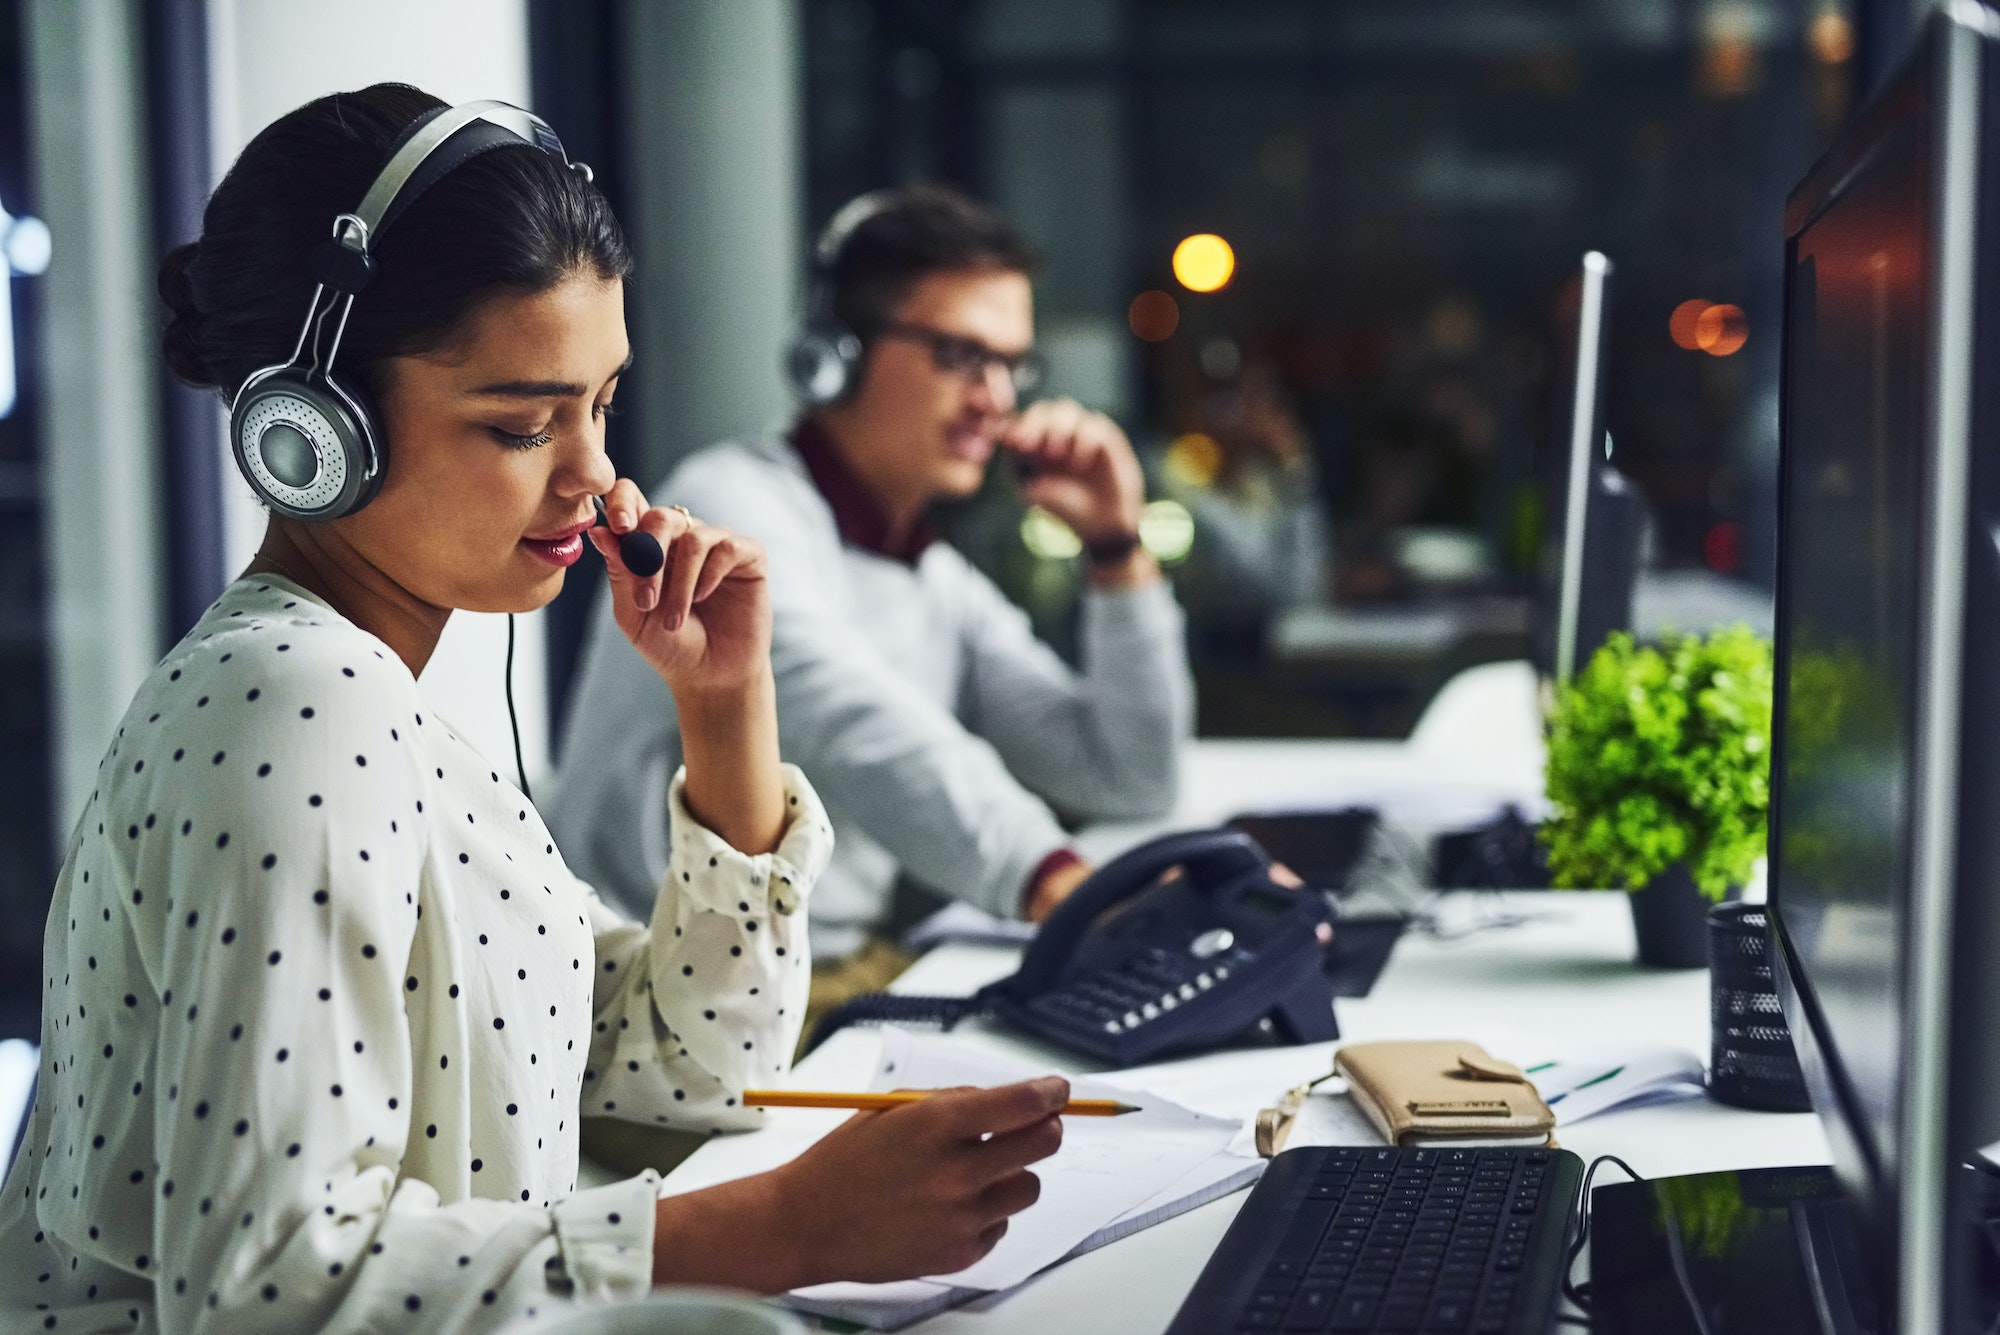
[1026,944,1256,1036]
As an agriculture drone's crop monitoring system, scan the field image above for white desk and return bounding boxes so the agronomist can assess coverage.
[657,893,1830,1333]
[1074,660,1550,868]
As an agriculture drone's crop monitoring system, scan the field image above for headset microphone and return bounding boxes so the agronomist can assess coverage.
[592,496,665,578]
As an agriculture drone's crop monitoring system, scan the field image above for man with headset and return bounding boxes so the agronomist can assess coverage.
[553,184,1193,1023]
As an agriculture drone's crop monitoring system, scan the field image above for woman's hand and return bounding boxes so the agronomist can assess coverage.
[588,478,770,699]
[588,478,784,854]
[650,1078,1070,1291]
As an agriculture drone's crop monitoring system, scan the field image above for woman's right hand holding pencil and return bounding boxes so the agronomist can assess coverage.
[650,1076,1070,1290]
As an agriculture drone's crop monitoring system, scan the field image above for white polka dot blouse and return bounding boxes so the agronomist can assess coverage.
[0,577,833,1331]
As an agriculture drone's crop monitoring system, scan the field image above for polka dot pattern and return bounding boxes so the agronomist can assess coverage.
[0,578,831,1329]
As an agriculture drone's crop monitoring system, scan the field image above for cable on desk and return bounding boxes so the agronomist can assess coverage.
[1559,1154,1716,1335]
[1561,1154,1641,1313]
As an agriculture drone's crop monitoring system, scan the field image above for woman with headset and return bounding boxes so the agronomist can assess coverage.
[0,84,1065,1331]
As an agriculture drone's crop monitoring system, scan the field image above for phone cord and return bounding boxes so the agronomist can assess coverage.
[802,990,996,1057]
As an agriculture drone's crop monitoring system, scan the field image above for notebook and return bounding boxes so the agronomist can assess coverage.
[781,1028,1264,1331]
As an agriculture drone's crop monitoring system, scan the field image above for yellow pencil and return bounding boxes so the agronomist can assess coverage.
[741,1089,1139,1116]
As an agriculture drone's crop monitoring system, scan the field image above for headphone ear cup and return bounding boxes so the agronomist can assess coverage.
[230,366,385,521]
[786,321,864,406]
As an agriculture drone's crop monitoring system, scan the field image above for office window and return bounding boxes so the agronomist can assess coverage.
[803,0,1852,735]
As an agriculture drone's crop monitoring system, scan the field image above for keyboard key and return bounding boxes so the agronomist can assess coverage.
[1378,1303,1427,1330]
[1422,1297,1471,1330]
[1329,1297,1380,1331]
[1284,1285,1339,1329]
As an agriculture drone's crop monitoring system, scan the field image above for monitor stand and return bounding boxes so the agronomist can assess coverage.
[1589,1166,1880,1334]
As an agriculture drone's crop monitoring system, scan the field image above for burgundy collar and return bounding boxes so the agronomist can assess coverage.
[788,418,937,566]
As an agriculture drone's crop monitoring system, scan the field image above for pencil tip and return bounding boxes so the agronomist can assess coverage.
[1115,1102,1141,1115]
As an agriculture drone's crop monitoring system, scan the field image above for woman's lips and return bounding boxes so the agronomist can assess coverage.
[521,518,592,568]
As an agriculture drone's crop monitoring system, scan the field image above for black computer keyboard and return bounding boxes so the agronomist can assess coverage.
[1167,1145,1585,1334]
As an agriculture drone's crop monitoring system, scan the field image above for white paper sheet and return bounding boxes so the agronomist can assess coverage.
[867,1029,1243,1291]
[1523,1044,1707,1125]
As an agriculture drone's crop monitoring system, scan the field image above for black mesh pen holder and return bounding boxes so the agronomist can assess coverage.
[1708,901,1814,1112]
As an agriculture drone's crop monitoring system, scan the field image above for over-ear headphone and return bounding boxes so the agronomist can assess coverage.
[785,190,898,406]
[230,100,591,522]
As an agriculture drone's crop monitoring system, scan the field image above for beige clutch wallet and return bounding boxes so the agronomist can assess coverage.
[1255,1040,1557,1156]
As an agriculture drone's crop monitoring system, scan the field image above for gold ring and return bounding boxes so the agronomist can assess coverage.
[671,504,693,522]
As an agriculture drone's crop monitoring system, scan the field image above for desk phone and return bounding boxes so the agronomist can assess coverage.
[810,828,1347,1065]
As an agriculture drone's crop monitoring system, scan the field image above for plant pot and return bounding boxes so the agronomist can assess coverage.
[1629,863,1732,968]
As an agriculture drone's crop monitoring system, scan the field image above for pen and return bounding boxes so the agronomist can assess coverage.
[740,1089,1140,1116]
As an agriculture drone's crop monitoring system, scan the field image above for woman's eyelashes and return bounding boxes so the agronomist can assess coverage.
[492,426,554,451]
[489,402,612,449]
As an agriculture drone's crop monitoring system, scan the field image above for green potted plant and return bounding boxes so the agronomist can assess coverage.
[1541,626,1773,967]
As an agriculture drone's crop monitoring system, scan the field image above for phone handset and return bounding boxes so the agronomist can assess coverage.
[1005,829,1271,997]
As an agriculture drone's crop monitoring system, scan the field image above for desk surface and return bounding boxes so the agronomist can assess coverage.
[658,892,1830,1333]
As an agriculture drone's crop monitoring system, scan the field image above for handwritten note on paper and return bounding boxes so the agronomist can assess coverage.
[868,1028,1242,1291]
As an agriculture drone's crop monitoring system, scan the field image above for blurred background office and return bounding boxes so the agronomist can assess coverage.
[0,0,1923,1035]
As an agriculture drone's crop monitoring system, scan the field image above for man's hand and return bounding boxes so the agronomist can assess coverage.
[1003,399,1146,544]
[1024,856,1093,923]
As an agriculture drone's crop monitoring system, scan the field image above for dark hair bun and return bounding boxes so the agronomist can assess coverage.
[157,241,214,389]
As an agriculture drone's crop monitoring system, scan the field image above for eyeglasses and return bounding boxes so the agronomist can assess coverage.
[875,321,1044,397]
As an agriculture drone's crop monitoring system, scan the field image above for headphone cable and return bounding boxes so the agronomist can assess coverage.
[505,613,532,803]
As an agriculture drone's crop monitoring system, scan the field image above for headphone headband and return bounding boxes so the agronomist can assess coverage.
[811,189,898,272]
[349,102,571,255]
[314,101,580,295]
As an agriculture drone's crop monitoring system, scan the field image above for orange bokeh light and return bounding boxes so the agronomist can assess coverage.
[1128,290,1180,342]
[1810,12,1854,65]
[1669,299,1712,349]
[1696,303,1749,356]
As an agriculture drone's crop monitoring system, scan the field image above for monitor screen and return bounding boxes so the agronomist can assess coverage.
[1772,118,1930,1193]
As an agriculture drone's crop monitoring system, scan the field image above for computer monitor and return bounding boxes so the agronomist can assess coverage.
[1533,252,1647,683]
[1769,6,2000,1329]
